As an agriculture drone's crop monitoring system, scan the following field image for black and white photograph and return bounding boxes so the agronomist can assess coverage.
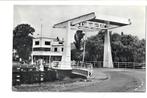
[12,5,146,92]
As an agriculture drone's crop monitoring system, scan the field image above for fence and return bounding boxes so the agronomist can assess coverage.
[113,62,145,69]
[84,61,145,69]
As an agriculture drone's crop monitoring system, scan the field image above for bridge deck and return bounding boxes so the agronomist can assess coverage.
[72,67,93,78]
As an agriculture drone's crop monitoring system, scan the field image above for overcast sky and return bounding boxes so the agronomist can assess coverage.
[14,5,145,42]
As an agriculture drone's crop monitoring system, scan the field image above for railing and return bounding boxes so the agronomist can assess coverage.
[113,62,145,69]
[71,62,93,71]
[84,61,145,69]
[13,61,145,69]
[71,62,93,78]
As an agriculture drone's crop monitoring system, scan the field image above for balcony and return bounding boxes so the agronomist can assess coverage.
[32,51,63,56]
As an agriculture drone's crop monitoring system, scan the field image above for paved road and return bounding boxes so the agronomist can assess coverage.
[67,68,146,92]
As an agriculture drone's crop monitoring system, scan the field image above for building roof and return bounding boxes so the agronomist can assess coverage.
[33,36,56,40]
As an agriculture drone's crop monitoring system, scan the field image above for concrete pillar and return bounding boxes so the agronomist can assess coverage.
[59,21,72,70]
[103,29,113,68]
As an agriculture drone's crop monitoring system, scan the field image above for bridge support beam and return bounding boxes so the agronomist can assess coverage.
[59,21,72,70]
[103,27,113,68]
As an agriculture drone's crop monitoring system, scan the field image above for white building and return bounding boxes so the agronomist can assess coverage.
[31,37,64,65]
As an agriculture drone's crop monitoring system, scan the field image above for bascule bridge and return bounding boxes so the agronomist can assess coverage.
[53,12,131,78]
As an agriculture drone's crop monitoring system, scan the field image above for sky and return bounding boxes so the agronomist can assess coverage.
[14,5,146,42]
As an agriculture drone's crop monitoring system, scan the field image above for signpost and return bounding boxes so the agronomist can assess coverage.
[71,21,107,31]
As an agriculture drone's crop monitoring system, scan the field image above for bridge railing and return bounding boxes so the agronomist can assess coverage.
[71,61,93,78]
[51,61,93,70]
[50,61,94,78]
[71,61,93,68]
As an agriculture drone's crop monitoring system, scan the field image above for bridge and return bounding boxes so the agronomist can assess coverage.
[51,61,93,79]
[53,12,131,70]
[52,12,131,79]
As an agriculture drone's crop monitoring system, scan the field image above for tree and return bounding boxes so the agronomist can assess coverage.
[71,29,145,67]
[71,30,85,62]
[85,30,104,62]
[74,30,85,50]
[13,24,35,62]
[84,31,145,67]
[111,33,145,63]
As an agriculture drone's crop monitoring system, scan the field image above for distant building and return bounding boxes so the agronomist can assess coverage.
[31,37,64,65]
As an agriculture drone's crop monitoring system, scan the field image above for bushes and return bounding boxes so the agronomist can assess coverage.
[12,66,56,86]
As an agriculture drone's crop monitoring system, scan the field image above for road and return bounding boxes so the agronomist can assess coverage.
[13,68,145,92]
[66,68,146,92]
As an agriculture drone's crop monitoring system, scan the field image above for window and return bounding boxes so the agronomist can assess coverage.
[35,41,39,45]
[62,48,64,52]
[54,48,57,52]
[59,42,63,44]
[45,41,51,45]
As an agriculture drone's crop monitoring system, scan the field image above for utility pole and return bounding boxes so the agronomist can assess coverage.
[82,31,87,63]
